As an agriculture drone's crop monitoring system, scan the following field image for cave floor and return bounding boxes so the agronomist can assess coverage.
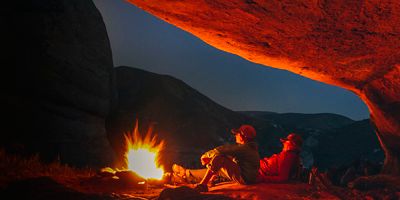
[3,172,400,200]
[1,176,342,200]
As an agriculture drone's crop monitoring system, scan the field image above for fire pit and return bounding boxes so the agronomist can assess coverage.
[97,122,167,190]
[123,123,165,180]
[97,167,167,190]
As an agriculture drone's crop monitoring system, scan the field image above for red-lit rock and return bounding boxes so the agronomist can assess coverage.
[127,0,400,175]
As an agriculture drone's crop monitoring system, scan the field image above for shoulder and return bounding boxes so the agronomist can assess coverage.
[281,150,300,160]
[245,141,258,148]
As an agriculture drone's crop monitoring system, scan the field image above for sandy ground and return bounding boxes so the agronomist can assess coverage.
[1,176,340,200]
[209,182,339,200]
[2,175,399,200]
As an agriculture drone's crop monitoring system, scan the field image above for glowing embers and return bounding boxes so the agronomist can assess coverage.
[124,122,165,180]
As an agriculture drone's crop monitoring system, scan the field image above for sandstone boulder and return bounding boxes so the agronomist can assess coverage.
[2,0,116,167]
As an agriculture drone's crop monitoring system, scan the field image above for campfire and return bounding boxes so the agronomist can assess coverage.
[98,122,166,188]
[123,123,165,180]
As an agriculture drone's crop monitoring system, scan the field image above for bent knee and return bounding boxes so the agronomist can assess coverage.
[209,155,235,171]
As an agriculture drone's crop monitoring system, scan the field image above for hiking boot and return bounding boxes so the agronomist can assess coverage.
[170,172,189,185]
[172,164,187,178]
[193,183,208,192]
[162,172,172,183]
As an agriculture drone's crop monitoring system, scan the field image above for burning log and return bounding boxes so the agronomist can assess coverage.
[95,167,168,190]
[93,122,168,187]
[92,123,169,190]
[115,170,146,185]
[97,167,116,178]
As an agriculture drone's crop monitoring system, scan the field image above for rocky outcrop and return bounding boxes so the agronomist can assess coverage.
[127,0,400,175]
[2,0,116,167]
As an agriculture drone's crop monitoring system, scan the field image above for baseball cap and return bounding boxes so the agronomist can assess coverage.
[280,133,303,147]
[231,124,256,139]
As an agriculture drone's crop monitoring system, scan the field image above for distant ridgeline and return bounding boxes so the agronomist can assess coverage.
[107,66,384,170]
[240,112,384,170]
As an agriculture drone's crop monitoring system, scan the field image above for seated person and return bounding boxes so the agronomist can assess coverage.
[257,133,303,183]
[171,124,260,192]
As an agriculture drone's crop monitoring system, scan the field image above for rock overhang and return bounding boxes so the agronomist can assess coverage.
[127,0,400,175]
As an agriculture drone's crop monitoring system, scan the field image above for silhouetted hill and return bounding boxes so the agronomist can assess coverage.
[107,67,383,171]
[106,66,281,168]
[314,119,384,169]
[240,111,383,169]
[240,111,354,130]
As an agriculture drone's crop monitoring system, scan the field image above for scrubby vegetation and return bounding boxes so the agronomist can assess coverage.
[0,150,94,187]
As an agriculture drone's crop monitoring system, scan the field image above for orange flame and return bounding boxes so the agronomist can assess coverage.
[124,122,165,180]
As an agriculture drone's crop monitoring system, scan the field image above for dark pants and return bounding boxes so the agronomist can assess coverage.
[185,155,245,184]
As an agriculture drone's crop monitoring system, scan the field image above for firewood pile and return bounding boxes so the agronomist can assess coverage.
[83,167,166,191]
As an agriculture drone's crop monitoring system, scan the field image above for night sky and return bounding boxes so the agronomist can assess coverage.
[93,0,369,120]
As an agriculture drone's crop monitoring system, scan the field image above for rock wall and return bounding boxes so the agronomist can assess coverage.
[127,0,400,175]
[3,0,116,167]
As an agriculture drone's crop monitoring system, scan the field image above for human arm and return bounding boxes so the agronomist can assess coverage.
[258,152,298,183]
[200,144,240,165]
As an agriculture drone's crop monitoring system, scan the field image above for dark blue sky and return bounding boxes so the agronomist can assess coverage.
[93,0,369,120]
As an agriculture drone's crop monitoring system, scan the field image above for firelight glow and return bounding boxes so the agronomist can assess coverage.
[124,123,165,180]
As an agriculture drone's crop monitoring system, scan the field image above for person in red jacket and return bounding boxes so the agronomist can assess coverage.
[257,133,303,183]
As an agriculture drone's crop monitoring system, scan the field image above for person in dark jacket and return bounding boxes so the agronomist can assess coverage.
[171,124,260,192]
[257,133,303,183]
